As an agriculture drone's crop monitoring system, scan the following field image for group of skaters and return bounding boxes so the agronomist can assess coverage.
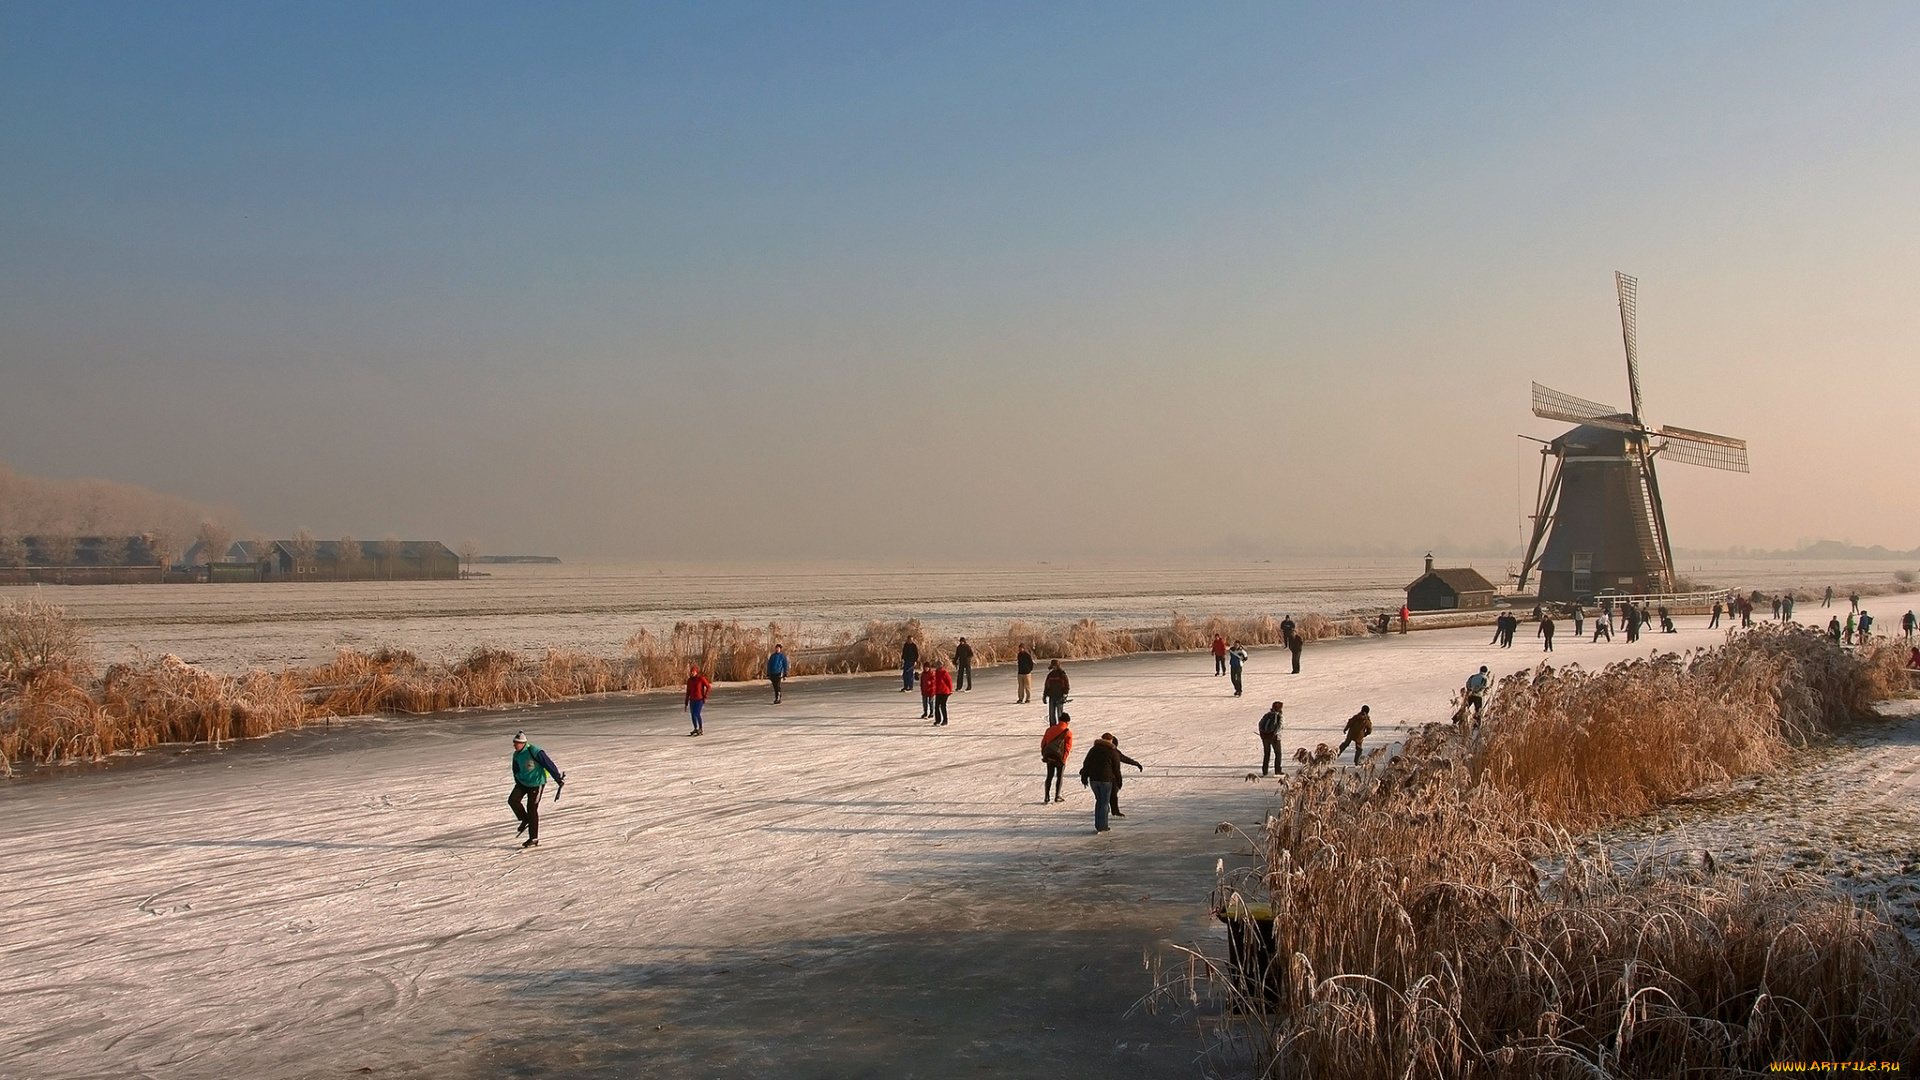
[504,589,1920,843]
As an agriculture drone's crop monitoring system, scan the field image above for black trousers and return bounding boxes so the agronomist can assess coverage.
[1045,761,1064,799]
[933,693,950,725]
[1215,654,1227,675]
[509,783,543,841]
[1230,669,1243,695]
[1289,649,1301,673]
[956,664,971,691]
[769,674,783,701]
[1260,733,1281,775]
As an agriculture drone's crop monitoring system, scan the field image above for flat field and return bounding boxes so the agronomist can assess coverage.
[2,556,1908,674]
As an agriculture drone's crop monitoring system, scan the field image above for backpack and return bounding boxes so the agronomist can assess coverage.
[1041,731,1068,764]
[1258,710,1280,736]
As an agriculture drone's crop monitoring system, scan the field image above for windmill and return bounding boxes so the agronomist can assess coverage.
[1517,273,1748,602]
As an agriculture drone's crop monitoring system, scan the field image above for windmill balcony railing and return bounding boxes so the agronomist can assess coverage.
[1588,589,1733,615]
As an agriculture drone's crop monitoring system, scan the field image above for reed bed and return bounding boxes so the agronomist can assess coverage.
[1193,625,1920,1078]
[0,602,1365,769]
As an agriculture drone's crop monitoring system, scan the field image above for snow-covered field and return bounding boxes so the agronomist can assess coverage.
[4,556,1909,674]
[5,595,1916,1079]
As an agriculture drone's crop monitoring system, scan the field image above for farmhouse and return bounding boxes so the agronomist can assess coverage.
[242,539,460,581]
[1404,554,1498,611]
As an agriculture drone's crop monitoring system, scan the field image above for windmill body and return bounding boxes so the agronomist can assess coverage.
[1517,274,1748,604]
[1533,424,1667,601]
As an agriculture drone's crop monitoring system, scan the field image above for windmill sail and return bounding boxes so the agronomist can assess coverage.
[1530,382,1636,431]
[1616,271,1643,422]
[1657,425,1749,472]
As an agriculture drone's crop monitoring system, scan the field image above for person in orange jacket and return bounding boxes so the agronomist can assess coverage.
[920,663,937,718]
[1040,713,1073,802]
[1212,634,1229,675]
[684,665,711,736]
[930,660,955,726]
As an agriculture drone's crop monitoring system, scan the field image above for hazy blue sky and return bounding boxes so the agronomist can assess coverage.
[3,3,1916,559]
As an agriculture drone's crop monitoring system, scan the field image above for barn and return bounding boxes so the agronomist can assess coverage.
[1405,555,1498,611]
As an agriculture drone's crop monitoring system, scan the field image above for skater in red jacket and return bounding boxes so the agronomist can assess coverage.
[930,660,955,726]
[684,666,711,736]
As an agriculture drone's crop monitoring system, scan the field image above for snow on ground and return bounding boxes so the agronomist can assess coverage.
[3,600,1916,1079]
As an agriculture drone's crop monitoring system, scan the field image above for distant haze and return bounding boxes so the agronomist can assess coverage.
[2,5,1916,560]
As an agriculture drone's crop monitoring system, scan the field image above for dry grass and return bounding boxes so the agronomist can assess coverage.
[1,605,1366,770]
[1188,625,1920,1078]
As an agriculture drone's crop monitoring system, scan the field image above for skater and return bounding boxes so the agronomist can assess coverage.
[1624,606,1641,644]
[1040,712,1073,803]
[1399,604,1410,633]
[1212,634,1229,676]
[1280,615,1296,644]
[1903,610,1916,639]
[1287,629,1303,674]
[920,662,936,719]
[1228,641,1249,696]
[1709,600,1722,628]
[1104,734,1144,817]
[1258,701,1284,776]
[930,660,954,726]
[953,637,974,692]
[684,665,711,735]
[1850,592,1861,613]
[1784,596,1795,622]
[1859,611,1874,641]
[1844,612,1855,645]
[1537,616,1555,652]
[1016,644,1035,703]
[1079,733,1123,833]
[1592,612,1612,642]
[1043,659,1070,724]
[507,731,564,849]
[1771,596,1782,621]
[1828,616,1843,643]
[766,644,789,704]
[1338,706,1373,766]
[1463,666,1490,725]
[1824,585,1834,608]
[1571,604,1584,638]
[1659,606,1675,634]
[900,636,920,692]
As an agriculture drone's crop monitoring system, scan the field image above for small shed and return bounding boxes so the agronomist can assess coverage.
[1405,555,1497,611]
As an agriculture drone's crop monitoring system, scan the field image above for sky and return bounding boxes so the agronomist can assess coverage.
[2,2,1916,560]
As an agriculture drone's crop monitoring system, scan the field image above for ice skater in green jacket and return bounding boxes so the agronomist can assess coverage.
[508,730,565,848]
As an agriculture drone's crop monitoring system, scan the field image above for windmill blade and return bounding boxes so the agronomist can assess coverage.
[1658,425,1749,473]
[1616,271,1643,422]
[1531,382,1636,431]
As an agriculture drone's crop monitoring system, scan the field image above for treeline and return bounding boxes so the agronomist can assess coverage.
[0,463,240,558]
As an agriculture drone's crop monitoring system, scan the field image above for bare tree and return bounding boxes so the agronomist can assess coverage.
[41,535,76,583]
[95,536,125,568]
[147,529,179,571]
[290,528,318,577]
[195,520,233,577]
[457,538,481,579]
[378,535,405,580]
[335,535,358,578]
[0,535,24,569]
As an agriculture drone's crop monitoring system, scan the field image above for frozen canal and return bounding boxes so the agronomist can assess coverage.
[3,604,1906,1079]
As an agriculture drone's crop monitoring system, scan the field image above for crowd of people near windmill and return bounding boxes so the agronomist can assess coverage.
[500,568,1919,845]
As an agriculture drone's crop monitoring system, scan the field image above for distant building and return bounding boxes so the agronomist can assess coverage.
[233,539,460,582]
[0,535,167,585]
[1405,554,1497,611]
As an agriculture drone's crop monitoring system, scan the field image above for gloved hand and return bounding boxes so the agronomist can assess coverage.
[1080,776,1088,788]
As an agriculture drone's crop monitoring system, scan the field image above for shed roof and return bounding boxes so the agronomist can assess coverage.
[1407,567,1498,594]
